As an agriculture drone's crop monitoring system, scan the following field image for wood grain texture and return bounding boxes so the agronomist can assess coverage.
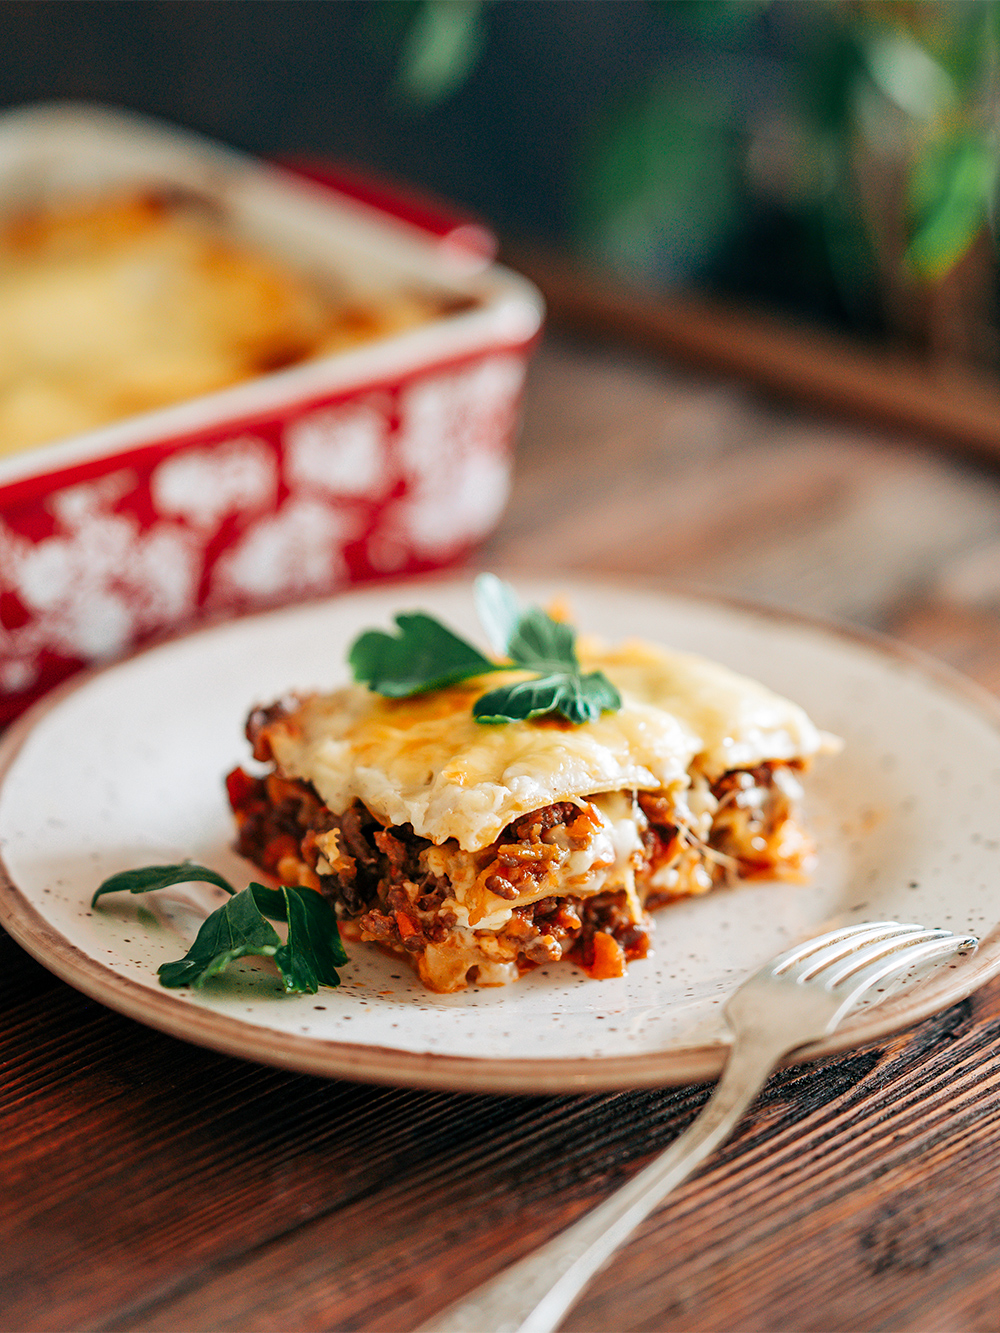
[6,328,1000,1333]
[486,339,1000,630]
[505,243,1000,465]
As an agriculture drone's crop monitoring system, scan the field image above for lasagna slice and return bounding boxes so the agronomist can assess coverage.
[227,638,836,993]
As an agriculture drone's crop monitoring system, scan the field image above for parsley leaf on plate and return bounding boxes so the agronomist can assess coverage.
[90,861,234,906]
[92,863,346,993]
[347,573,622,726]
[156,885,282,989]
[251,883,349,990]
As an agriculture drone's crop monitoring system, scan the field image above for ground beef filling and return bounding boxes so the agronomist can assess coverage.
[226,751,806,987]
[226,768,653,979]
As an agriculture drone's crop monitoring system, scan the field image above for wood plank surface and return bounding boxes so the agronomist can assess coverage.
[5,330,1000,1332]
[505,244,1000,467]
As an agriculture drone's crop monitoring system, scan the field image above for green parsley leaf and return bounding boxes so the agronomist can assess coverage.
[93,864,347,993]
[251,883,348,990]
[473,571,522,655]
[91,862,236,908]
[346,574,622,726]
[508,604,579,674]
[473,670,623,725]
[475,573,578,671]
[156,885,281,989]
[349,611,498,696]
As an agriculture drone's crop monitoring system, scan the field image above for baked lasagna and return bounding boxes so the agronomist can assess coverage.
[0,191,458,456]
[227,635,836,993]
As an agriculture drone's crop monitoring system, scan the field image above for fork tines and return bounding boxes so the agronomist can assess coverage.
[773,921,978,983]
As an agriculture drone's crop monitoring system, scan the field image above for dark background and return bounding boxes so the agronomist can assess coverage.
[0,1,857,328]
[0,0,674,245]
[3,1,993,355]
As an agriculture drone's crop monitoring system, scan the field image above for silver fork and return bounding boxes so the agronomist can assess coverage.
[420,920,977,1333]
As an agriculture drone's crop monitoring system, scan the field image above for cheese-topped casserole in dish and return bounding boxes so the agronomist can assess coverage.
[227,581,838,993]
[0,190,459,456]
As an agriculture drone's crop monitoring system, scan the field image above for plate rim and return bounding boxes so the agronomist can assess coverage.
[2,573,999,1094]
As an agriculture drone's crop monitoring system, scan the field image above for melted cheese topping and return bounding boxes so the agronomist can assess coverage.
[0,193,446,456]
[263,638,832,852]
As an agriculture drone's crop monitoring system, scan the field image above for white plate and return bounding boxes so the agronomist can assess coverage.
[1,577,998,1093]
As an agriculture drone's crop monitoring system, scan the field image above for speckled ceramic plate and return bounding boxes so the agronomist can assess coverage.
[1,577,998,1093]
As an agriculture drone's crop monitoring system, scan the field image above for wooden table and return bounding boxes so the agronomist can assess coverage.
[5,326,1000,1333]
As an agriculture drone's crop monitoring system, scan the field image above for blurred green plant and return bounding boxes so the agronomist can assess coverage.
[850,4,999,280]
[376,0,491,105]
[578,3,1000,300]
[382,0,1000,354]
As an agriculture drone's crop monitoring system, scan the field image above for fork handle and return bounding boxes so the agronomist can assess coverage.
[418,1034,789,1333]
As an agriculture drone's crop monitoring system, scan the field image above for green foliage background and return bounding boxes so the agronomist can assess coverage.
[389,0,1000,345]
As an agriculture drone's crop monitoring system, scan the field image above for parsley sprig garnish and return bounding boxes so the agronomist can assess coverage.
[348,574,622,725]
[92,863,347,992]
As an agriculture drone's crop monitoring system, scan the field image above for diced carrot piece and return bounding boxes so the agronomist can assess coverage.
[588,930,627,980]
[395,911,419,939]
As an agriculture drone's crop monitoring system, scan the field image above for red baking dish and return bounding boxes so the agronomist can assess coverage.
[0,103,544,727]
